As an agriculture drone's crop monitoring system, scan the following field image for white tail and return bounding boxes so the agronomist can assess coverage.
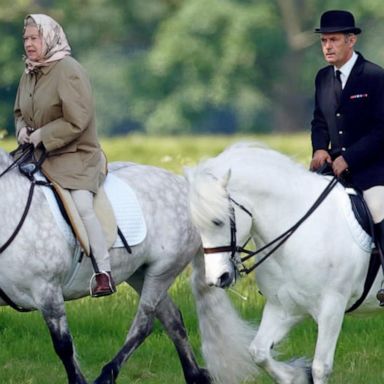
[191,253,259,384]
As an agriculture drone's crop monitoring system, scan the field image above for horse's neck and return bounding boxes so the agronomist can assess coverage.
[0,157,38,223]
[230,164,326,241]
[0,149,11,168]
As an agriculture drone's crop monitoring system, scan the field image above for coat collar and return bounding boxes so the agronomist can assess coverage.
[40,60,59,75]
[341,52,365,99]
[27,60,59,78]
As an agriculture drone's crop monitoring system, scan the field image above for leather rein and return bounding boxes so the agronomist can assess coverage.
[203,176,339,275]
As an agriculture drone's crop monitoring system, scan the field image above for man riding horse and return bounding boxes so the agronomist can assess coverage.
[309,10,384,304]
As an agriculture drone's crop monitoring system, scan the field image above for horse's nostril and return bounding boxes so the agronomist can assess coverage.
[219,272,232,288]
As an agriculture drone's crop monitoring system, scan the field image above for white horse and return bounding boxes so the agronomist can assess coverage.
[186,142,382,384]
[0,147,211,384]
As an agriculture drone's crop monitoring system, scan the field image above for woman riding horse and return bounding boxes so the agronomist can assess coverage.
[14,14,114,297]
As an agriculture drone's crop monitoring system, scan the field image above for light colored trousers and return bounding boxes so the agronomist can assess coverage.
[70,189,111,272]
[363,186,384,224]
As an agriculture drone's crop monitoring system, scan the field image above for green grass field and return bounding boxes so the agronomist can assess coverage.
[0,133,384,384]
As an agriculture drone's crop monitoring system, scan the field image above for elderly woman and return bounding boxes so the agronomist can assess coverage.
[14,14,115,297]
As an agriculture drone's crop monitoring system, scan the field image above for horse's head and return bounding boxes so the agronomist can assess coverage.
[185,165,253,288]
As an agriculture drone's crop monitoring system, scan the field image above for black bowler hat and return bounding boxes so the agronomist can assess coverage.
[315,10,362,34]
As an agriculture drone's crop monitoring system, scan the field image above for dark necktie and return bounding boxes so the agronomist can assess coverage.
[334,69,342,104]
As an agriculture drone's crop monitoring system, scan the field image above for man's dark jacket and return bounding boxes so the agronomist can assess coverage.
[311,52,384,190]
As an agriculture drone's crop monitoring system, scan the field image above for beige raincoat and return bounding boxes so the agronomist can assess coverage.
[14,14,105,193]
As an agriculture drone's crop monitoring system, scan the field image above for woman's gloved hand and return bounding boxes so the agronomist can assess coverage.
[29,129,42,148]
[17,127,30,144]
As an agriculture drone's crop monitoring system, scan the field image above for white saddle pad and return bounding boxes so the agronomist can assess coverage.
[337,183,372,253]
[39,172,147,249]
[103,173,147,247]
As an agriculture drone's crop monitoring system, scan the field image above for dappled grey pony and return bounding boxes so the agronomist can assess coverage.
[0,147,210,384]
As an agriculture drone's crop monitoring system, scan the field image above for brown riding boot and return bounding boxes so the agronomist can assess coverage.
[91,272,116,298]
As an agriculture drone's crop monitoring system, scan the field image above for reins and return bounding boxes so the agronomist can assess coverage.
[204,175,339,275]
[0,178,48,254]
[239,176,339,274]
[0,145,49,252]
[0,143,34,177]
[0,145,49,312]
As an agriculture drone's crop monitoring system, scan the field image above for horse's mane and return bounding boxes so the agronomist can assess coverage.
[187,142,265,228]
[188,141,313,229]
[188,167,231,230]
[221,141,306,171]
[193,141,308,181]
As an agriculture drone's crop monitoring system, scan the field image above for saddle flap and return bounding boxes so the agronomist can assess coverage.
[347,189,374,237]
[94,186,118,246]
[51,182,117,256]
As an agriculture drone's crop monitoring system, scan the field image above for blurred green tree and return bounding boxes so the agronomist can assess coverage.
[1,0,384,136]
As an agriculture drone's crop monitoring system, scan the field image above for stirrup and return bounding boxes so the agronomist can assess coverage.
[90,271,116,298]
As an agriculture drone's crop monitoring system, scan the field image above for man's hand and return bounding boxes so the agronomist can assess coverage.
[29,129,42,148]
[310,149,331,171]
[332,155,349,177]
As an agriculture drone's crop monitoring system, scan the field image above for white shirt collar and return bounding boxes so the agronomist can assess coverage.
[334,51,358,88]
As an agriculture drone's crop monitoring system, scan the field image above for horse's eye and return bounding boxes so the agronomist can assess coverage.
[212,219,224,227]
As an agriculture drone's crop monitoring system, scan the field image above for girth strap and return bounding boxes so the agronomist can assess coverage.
[346,249,381,313]
[0,287,32,312]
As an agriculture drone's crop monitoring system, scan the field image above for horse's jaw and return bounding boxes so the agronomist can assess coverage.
[204,252,235,288]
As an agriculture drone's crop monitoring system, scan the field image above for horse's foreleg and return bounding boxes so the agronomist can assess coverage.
[93,273,172,384]
[155,295,211,384]
[311,294,346,384]
[249,302,311,384]
[41,296,87,384]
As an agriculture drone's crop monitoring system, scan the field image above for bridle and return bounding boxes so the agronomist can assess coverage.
[203,197,254,274]
[203,176,339,275]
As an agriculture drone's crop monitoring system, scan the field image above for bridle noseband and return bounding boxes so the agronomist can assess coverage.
[203,197,255,274]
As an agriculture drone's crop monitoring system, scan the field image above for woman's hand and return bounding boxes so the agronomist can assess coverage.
[17,127,30,144]
[29,129,42,148]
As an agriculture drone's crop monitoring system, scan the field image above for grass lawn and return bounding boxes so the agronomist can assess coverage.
[0,133,383,383]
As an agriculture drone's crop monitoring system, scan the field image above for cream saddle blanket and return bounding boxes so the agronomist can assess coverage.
[36,171,147,254]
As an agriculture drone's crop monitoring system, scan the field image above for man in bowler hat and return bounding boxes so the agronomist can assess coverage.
[310,10,384,304]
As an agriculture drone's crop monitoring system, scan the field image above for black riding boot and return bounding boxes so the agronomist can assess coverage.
[374,219,384,306]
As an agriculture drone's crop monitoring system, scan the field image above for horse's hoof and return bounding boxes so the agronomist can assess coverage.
[189,368,212,384]
[93,375,114,384]
[93,363,117,384]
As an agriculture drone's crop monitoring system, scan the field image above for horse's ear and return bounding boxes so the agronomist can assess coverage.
[184,166,194,184]
[221,168,231,187]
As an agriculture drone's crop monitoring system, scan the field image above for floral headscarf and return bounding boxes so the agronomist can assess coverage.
[23,14,71,74]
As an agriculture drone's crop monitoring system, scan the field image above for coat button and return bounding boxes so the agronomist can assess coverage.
[341,147,346,151]
[339,130,343,134]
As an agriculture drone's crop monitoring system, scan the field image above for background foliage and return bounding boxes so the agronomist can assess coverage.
[1,0,384,137]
